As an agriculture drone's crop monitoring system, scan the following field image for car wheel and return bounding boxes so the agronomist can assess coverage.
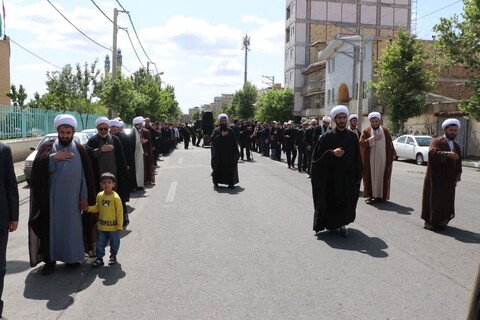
[416,153,424,165]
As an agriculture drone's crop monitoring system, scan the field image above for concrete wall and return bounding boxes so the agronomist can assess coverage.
[467,120,480,157]
[5,137,42,162]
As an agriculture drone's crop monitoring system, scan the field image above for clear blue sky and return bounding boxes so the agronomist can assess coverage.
[4,0,463,113]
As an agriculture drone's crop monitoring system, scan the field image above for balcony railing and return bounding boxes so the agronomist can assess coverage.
[302,79,325,95]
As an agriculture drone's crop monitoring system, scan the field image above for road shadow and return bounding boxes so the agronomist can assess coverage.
[126,205,135,214]
[213,185,245,194]
[23,263,96,311]
[370,201,414,215]
[6,260,31,275]
[316,228,389,258]
[94,263,126,286]
[130,189,147,199]
[432,226,480,244]
[120,229,132,239]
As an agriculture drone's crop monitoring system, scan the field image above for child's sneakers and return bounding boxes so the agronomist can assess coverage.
[92,258,104,267]
[108,256,117,266]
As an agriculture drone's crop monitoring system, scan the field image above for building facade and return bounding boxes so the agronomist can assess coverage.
[0,38,11,105]
[285,0,411,118]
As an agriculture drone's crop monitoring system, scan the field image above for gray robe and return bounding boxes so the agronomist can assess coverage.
[48,140,87,263]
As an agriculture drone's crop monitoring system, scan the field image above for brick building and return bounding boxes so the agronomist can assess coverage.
[0,38,10,105]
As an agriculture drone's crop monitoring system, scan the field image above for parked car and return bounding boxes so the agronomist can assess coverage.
[24,132,90,184]
[393,135,433,165]
[81,128,97,138]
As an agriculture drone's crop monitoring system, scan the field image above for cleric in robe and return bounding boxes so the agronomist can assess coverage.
[28,114,96,272]
[311,105,362,236]
[211,114,240,189]
[421,118,462,230]
[359,112,396,204]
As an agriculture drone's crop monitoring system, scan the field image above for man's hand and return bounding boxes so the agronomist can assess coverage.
[373,133,382,141]
[80,200,88,212]
[54,149,75,161]
[332,147,345,158]
[8,221,18,232]
[101,144,114,152]
[221,130,229,136]
[447,152,459,160]
[141,138,148,144]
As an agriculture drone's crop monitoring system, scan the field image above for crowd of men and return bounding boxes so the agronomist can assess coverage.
[0,106,467,318]
[221,107,463,237]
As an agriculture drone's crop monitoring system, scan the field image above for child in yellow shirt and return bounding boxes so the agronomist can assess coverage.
[88,172,123,267]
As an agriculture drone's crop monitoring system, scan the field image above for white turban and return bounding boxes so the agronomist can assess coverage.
[287,120,293,125]
[322,116,332,122]
[95,116,110,127]
[442,118,461,129]
[119,121,125,127]
[109,119,121,127]
[330,105,349,119]
[218,113,228,122]
[348,114,358,121]
[54,114,77,129]
[133,116,144,125]
[368,112,381,120]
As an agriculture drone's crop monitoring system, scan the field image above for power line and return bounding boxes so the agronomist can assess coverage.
[90,0,115,24]
[115,0,155,66]
[415,0,462,21]
[123,29,145,69]
[46,0,112,52]
[9,37,62,69]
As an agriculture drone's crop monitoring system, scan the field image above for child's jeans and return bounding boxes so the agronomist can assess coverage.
[96,230,120,258]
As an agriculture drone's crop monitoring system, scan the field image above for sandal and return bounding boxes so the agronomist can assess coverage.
[108,256,117,266]
[92,258,104,267]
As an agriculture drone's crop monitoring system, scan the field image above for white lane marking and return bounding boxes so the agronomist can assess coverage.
[165,181,178,202]
[178,157,183,165]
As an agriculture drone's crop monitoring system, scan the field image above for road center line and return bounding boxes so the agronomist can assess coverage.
[165,181,178,202]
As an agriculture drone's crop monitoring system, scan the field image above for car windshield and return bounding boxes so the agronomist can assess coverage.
[415,137,433,147]
[37,135,82,148]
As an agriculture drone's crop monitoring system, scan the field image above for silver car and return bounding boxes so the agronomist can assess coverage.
[24,132,90,184]
[393,135,433,165]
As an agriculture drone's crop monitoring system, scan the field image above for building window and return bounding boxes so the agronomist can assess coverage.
[327,90,331,104]
[331,57,335,73]
[286,7,291,20]
[285,29,290,43]
[363,81,367,98]
[291,26,295,38]
[332,88,335,104]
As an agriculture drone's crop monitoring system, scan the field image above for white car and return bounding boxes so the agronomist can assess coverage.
[393,135,433,165]
[81,128,97,138]
[24,132,90,184]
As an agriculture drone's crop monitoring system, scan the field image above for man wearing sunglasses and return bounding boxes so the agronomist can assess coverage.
[86,117,128,200]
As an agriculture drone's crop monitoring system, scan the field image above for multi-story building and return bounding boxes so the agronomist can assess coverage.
[209,93,234,115]
[0,38,11,105]
[285,0,411,118]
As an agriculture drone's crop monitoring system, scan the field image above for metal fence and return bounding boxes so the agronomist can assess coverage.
[0,105,105,139]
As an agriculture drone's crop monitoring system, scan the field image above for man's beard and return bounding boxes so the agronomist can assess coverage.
[59,136,73,146]
[336,122,347,130]
[446,132,457,140]
[371,124,380,130]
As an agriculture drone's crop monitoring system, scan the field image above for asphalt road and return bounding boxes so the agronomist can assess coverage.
[4,146,479,319]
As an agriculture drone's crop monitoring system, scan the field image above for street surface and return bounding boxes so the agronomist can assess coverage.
[4,146,479,319]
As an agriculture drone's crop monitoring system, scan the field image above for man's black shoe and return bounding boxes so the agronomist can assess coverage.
[41,261,56,275]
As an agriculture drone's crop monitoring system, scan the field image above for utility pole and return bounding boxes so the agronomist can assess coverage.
[242,34,250,84]
[262,75,275,89]
[112,8,119,83]
[356,35,364,130]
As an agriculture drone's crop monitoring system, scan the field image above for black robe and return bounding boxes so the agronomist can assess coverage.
[311,128,362,232]
[85,134,128,201]
[211,126,240,185]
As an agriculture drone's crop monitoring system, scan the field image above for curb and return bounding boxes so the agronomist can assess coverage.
[462,161,480,169]
[16,174,26,184]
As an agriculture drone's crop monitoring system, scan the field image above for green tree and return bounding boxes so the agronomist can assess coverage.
[433,0,480,120]
[45,61,104,128]
[6,84,28,109]
[371,30,434,133]
[255,88,294,123]
[231,82,257,120]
